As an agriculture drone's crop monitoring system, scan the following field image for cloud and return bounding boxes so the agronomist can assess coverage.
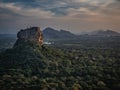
[0,2,55,18]
[0,2,55,33]
[116,0,120,1]
[0,0,120,33]
[1,0,119,18]
[35,0,67,9]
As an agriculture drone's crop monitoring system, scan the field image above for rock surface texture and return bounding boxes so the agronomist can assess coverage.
[15,27,43,46]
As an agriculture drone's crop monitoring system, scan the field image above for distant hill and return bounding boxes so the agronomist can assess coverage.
[1,29,119,40]
[43,27,76,39]
[43,28,120,40]
[0,34,16,39]
[87,30,120,36]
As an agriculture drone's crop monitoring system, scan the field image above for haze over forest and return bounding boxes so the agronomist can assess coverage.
[0,0,120,34]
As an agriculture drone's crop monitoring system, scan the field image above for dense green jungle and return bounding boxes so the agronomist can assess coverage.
[0,35,120,90]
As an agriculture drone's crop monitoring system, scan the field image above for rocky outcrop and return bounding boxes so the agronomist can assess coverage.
[14,27,43,46]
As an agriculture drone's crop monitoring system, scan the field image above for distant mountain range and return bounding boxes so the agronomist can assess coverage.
[43,28,120,39]
[42,27,76,39]
[0,34,16,39]
[0,28,120,40]
[85,30,120,36]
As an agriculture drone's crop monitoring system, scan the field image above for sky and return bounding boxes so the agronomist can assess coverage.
[0,0,120,34]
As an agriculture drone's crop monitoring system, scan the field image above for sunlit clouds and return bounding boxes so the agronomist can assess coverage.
[0,0,120,33]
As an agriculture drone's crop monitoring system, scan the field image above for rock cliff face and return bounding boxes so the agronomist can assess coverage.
[14,27,43,46]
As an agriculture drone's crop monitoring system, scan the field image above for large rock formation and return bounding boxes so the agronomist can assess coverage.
[14,27,43,46]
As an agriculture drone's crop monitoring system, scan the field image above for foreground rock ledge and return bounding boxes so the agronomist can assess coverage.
[14,27,43,46]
